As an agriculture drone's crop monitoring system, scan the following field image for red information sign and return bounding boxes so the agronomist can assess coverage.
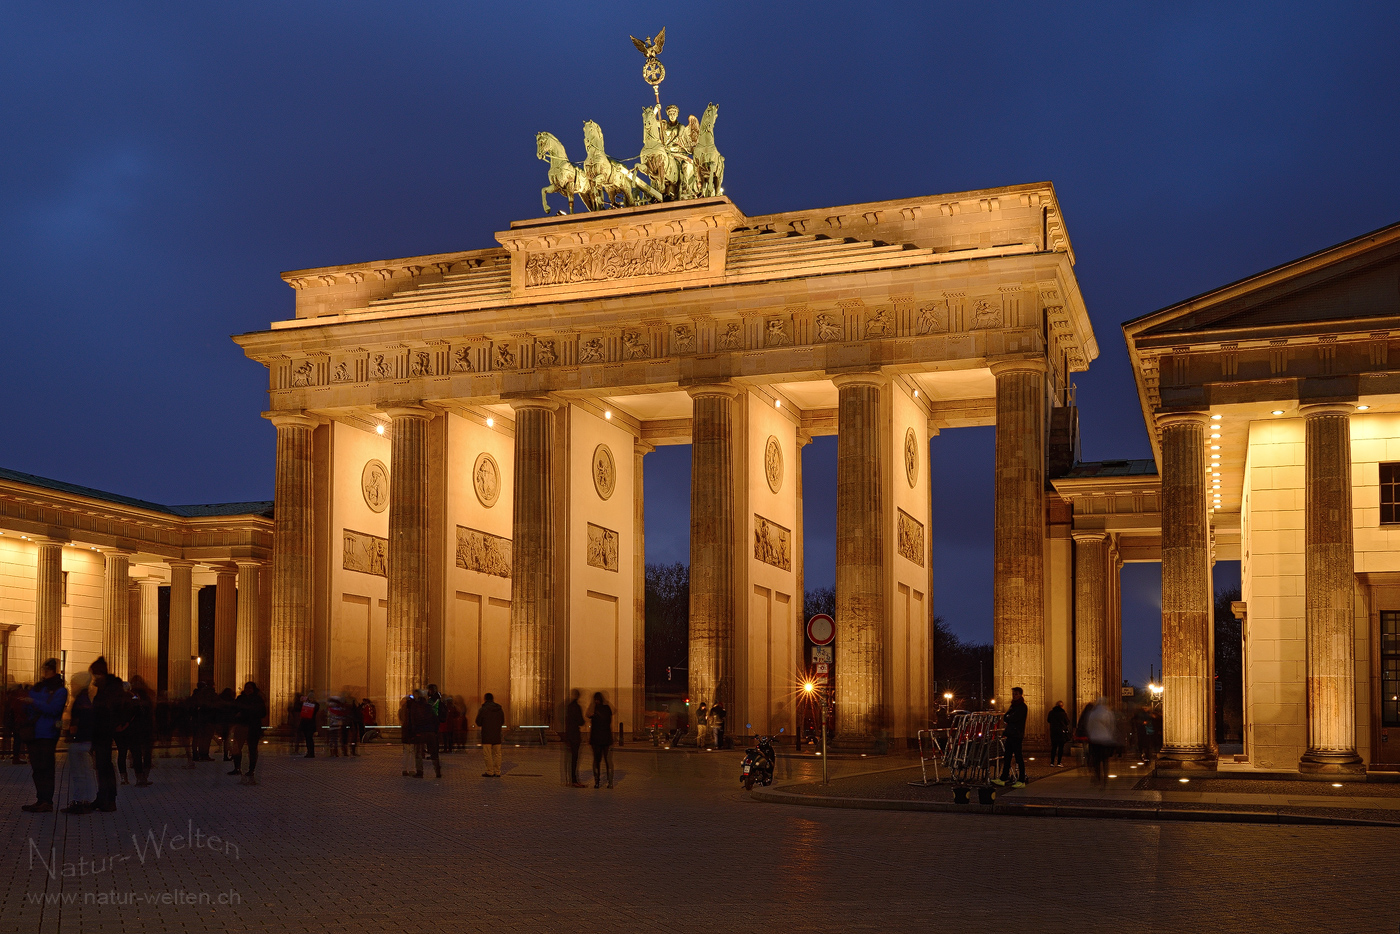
[806,614,835,646]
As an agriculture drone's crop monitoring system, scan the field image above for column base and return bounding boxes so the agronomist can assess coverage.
[831,732,880,753]
[1298,751,1366,774]
[1157,747,1218,771]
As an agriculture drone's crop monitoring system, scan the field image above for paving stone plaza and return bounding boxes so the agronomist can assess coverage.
[5,745,1397,934]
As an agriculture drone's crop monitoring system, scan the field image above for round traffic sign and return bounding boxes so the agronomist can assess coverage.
[806,614,835,646]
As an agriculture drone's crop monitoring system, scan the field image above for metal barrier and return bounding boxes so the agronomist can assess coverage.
[910,729,946,785]
[941,711,1004,785]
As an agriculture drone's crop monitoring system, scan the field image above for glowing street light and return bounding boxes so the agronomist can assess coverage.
[802,680,828,785]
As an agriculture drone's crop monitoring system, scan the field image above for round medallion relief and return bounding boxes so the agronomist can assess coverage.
[361,459,389,513]
[764,435,783,494]
[472,452,501,508]
[904,428,919,488]
[592,444,617,501]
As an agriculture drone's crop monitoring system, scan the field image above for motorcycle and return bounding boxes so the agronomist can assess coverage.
[740,735,776,790]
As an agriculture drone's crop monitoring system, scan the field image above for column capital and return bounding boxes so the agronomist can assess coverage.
[989,358,1048,377]
[263,410,323,430]
[382,404,434,420]
[830,371,886,391]
[505,394,562,413]
[1154,410,1209,430]
[232,557,265,570]
[165,558,197,570]
[1299,402,1356,418]
[1071,530,1110,544]
[683,382,740,400]
[634,439,656,456]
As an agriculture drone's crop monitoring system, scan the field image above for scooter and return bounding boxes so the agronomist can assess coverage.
[740,735,776,790]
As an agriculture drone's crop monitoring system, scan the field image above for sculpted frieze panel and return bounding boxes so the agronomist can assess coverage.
[753,515,791,571]
[865,307,892,338]
[535,339,558,367]
[917,302,949,334]
[452,345,476,372]
[455,525,511,578]
[897,508,925,566]
[718,321,743,350]
[816,313,844,342]
[409,351,431,378]
[579,337,606,364]
[970,297,1002,329]
[524,233,709,288]
[494,342,517,369]
[622,330,649,360]
[766,318,791,347]
[369,354,393,380]
[672,324,696,354]
[344,529,388,577]
[586,523,620,572]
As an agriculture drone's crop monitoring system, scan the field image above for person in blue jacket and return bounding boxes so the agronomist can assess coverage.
[21,658,68,813]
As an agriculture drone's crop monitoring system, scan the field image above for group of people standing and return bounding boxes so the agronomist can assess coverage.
[18,656,151,814]
[563,690,615,788]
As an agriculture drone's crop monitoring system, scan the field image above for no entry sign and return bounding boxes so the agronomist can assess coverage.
[806,613,835,646]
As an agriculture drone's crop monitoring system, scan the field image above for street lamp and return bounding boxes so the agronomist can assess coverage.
[803,680,828,785]
[943,691,953,713]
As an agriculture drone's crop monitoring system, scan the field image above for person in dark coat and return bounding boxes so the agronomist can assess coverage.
[410,690,441,778]
[994,686,1028,787]
[126,676,156,787]
[586,692,614,789]
[1046,700,1071,767]
[475,692,505,777]
[399,695,417,776]
[216,687,237,761]
[62,671,96,813]
[229,682,267,784]
[297,690,320,758]
[564,690,586,787]
[709,700,727,750]
[190,682,219,761]
[89,657,124,812]
[21,658,67,812]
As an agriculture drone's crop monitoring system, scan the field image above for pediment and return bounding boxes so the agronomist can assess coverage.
[1129,221,1400,345]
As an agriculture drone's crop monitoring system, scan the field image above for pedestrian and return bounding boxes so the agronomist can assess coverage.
[298,690,320,758]
[410,689,441,778]
[126,676,156,787]
[475,692,505,777]
[993,686,1028,788]
[327,695,347,757]
[217,687,236,760]
[229,681,267,785]
[399,695,418,776]
[1086,696,1116,788]
[710,699,727,750]
[564,689,586,787]
[586,691,614,789]
[359,696,377,731]
[347,694,363,756]
[89,657,123,812]
[20,658,67,813]
[695,701,709,749]
[440,696,457,753]
[288,692,304,755]
[115,680,134,784]
[191,681,219,761]
[1149,705,1164,759]
[1047,700,1070,767]
[61,671,96,814]
[6,682,29,764]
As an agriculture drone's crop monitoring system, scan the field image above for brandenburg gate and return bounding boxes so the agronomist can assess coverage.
[235,184,1096,743]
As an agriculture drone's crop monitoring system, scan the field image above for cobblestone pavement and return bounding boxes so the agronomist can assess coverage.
[3,743,1398,934]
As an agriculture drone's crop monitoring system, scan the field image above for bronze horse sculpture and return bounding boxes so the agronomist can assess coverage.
[693,103,724,198]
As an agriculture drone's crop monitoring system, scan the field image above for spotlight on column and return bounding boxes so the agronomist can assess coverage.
[1210,414,1222,420]
[1357,405,1371,411]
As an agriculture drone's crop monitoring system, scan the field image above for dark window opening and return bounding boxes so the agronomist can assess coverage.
[1382,463,1400,524]
[1383,611,1400,729]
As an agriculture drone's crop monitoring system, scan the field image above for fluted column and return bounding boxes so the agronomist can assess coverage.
[385,405,432,706]
[633,440,653,733]
[992,360,1047,743]
[796,432,811,704]
[834,373,885,742]
[234,560,263,688]
[1073,532,1109,711]
[212,565,238,691]
[102,550,132,678]
[1111,547,1124,709]
[167,560,195,699]
[1300,403,1363,772]
[33,539,63,677]
[266,411,318,725]
[688,385,737,717]
[509,398,559,726]
[134,578,160,686]
[1158,412,1216,768]
[127,581,141,681]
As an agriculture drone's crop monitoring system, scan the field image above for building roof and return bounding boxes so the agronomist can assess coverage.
[1058,459,1158,479]
[0,467,273,520]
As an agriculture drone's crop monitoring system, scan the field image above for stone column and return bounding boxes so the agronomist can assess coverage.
[1111,546,1124,709]
[1072,532,1109,711]
[134,578,161,687]
[212,565,238,691]
[991,361,1047,743]
[1158,412,1216,768]
[384,406,432,706]
[102,550,132,678]
[234,560,263,688]
[833,373,885,742]
[1300,403,1364,772]
[267,412,318,726]
[167,560,195,699]
[33,539,63,677]
[796,433,811,694]
[127,581,141,682]
[688,385,738,716]
[509,398,558,726]
[633,440,653,733]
